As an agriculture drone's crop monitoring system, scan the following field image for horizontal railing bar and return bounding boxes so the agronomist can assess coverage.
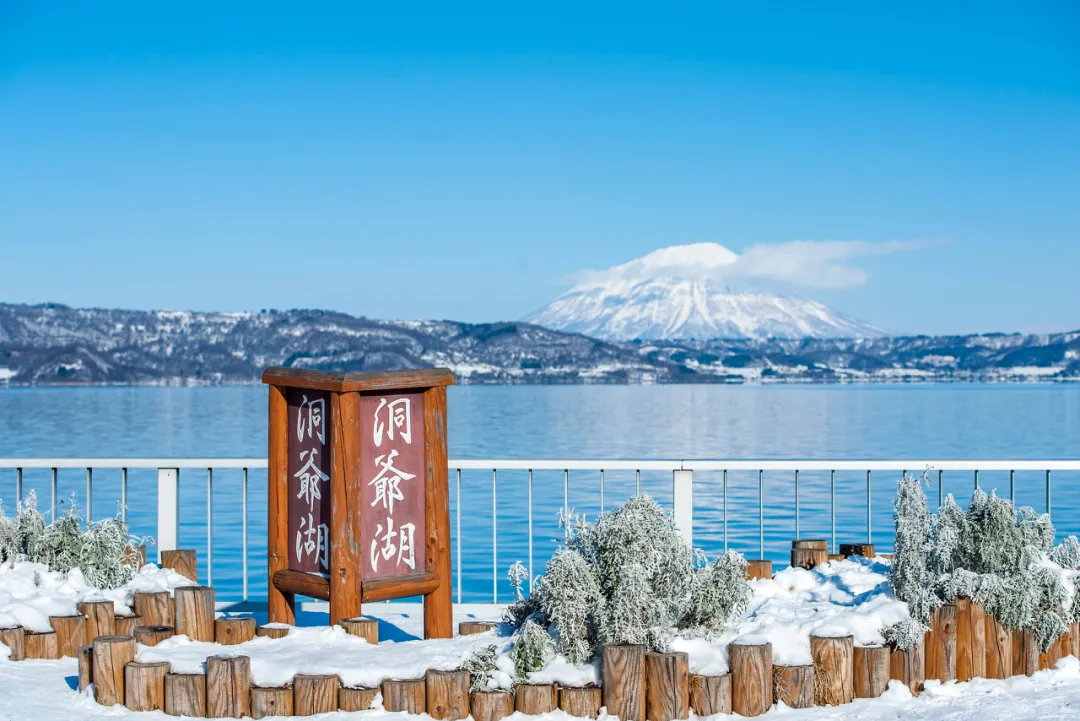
[2,458,1080,471]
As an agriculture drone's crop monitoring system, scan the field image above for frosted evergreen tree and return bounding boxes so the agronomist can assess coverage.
[678,551,753,634]
[510,620,555,681]
[1017,506,1055,555]
[0,500,16,563]
[15,491,47,563]
[928,494,967,578]
[964,490,1021,575]
[602,562,667,650]
[508,561,529,601]
[539,550,603,664]
[1051,536,1080,570]
[888,472,934,628]
[463,645,500,692]
[40,498,85,574]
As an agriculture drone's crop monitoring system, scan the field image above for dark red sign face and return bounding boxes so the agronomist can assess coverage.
[286,388,332,575]
[359,391,427,581]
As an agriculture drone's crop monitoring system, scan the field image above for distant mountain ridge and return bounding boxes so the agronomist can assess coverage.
[526,243,885,340]
[0,302,1077,385]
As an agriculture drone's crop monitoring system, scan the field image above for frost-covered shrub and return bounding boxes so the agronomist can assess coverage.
[964,490,1022,575]
[888,473,934,631]
[464,644,500,692]
[508,561,529,601]
[510,620,554,680]
[1050,536,1080,570]
[602,562,666,648]
[16,492,48,563]
[928,495,966,577]
[678,551,753,634]
[0,500,17,562]
[540,550,602,664]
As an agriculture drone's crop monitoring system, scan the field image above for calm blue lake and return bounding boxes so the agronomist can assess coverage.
[1,384,1078,602]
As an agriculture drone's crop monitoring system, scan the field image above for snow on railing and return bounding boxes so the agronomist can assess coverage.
[2,458,1079,605]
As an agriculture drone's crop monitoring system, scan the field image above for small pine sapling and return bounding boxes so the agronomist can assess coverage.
[510,620,554,681]
[964,491,1021,575]
[888,473,934,630]
[929,494,967,578]
[678,551,753,635]
[539,550,602,664]
[15,491,47,563]
[602,562,667,650]
[464,644,500,692]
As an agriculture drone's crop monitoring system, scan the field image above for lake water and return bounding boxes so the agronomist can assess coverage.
[1,384,1078,603]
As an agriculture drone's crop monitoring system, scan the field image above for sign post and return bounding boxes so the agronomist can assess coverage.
[262,367,455,638]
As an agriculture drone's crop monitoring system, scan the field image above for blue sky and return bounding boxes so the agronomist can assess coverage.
[1,2,1077,335]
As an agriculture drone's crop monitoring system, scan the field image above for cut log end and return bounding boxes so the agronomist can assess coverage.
[515,683,558,715]
[160,549,199,582]
[206,654,252,718]
[458,621,497,636]
[174,586,216,643]
[215,616,257,645]
[745,560,773,581]
[559,686,602,719]
[602,643,647,721]
[426,669,470,720]
[251,686,293,719]
[294,673,339,715]
[164,673,207,717]
[853,645,890,699]
[125,661,169,712]
[644,651,689,721]
[0,626,25,662]
[773,665,814,709]
[92,635,137,707]
[689,674,731,717]
[134,625,175,647]
[48,614,86,658]
[383,678,426,714]
[729,641,772,718]
[471,690,515,721]
[839,543,875,559]
[24,630,60,660]
[255,624,290,639]
[340,617,379,644]
[339,686,379,712]
[810,634,854,706]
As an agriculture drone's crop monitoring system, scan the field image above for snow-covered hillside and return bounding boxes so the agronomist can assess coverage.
[526,243,884,340]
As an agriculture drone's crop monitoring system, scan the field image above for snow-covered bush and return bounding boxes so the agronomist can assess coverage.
[463,644,500,692]
[539,550,602,664]
[510,620,554,680]
[887,472,934,636]
[678,551,753,634]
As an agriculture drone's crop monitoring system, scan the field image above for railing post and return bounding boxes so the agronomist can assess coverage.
[157,467,179,561]
[673,469,693,546]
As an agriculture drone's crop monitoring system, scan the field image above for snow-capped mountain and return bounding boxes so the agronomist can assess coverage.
[526,243,885,340]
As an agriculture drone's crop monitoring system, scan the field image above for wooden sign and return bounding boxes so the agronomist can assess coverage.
[262,367,455,638]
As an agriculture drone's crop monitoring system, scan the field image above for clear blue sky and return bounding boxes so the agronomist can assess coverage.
[1,1,1077,335]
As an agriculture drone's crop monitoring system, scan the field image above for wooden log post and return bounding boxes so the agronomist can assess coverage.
[1071,622,1080,659]
[252,686,293,719]
[339,686,379,712]
[93,635,137,707]
[134,591,172,626]
[955,597,986,681]
[602,644,647,721]
[1013,628,1038,677]
[24,630,59,659]
[206,655,252,718]
[926,603,957,681]
[790,540,828,570]
[0,626,25,661]
[115,615,141,637]
[839,543,875,559]
[559,686,602,719]
[161,549,198,581]
[745,560,772,581]
[644,651,689,721]
[340,617,379,644]
[77,644,94,691]
[853,645,890,698]
[78,600,116,642]
[828,554,844,562]
[772,665,814,709]
[294,674,339,715]
[889,641,925,695]
[125,660,169,712]
[134,625,175,647]
[515,683,558,714]
[49,614,86,657]
[1039,635,1062,671]
[984,616,1012,679]
[689,674,730,716]
[426,669,470,720]
[215,617,257,645]
[810,634,853,706]
[175,586,216,642]
[165,673,207,717]
[459,621,497,636]
[382,678,426,714]
[730,641,772,718]
[471,690,515,721]
[255,624,290,639]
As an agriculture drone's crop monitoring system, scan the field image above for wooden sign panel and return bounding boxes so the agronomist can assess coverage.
[286,387,332,575]
[360,391,427,580]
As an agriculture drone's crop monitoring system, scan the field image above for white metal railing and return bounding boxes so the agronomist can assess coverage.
[2,458,1079,605]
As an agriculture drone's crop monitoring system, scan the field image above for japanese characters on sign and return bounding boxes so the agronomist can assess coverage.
[286,388,332,575]
[360,392,427,580]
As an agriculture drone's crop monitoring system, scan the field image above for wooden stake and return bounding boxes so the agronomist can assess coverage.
[165,673,207,717]
[792,539,828,550]
[78,645,94,691]
[1039,635,1061,671]
[955,597,985,681]
[839,543,875,559]
[0,626,25,661]
[645,651,689,721]
[1071,622,1080,660]
[790,540,828,570]
[206,655,251,718]
[926,603,957,681]
[459,621,497,636]
[426,669,470,719]
[134,591,172,626]
[514,683,558,714]
[852,645,890,698]
[161,549,198,581]
[294,673,339,715]
[745,560,772,581]
[772,665,814,709]
[827,554,843,562]
[115,615,141,637]
[470,690,515,721]
[77,601,115,642]
[92,635,136,707]
[252,686,293,719]
[1013,628,1038,677]
[175,586,216,642]
[339,686,379,712]
[730,641,772,717]
[255,624,290,639]
[134,625,175,647]
[215,617,256,645]
[559,686,601,718]
[602,644,647,721]
[24,630,59,660]
[125,660,169,712]
[49,614,86,658]
[382,678,426,714]
[810,634,853,705]
[689,674,730,716]
[889,642,924,695]
[984,615,1012,679]
[340,617,379,644]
